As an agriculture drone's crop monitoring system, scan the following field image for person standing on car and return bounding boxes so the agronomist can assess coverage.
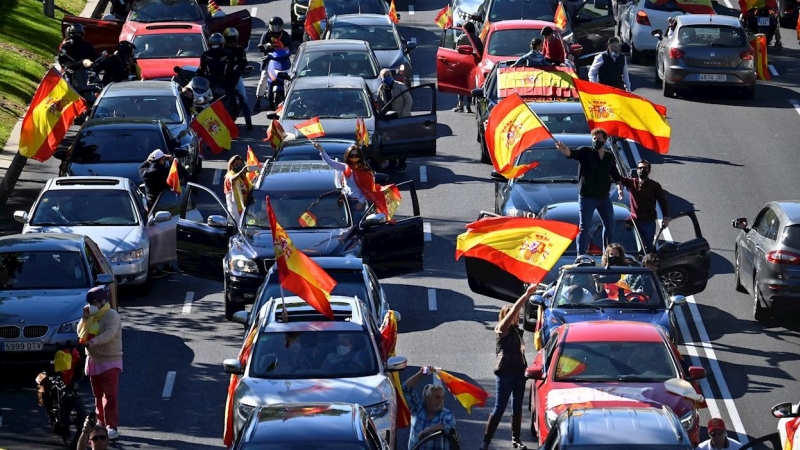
[403,367,458,450]
[588,37,631,91]
[254,17,293,112]
[198,33,237,108]
[223,28,254,130]
[556,128,622,255]
[93,41,138,86]
[541,26,567,65]
[77,287,122,441]
[616,159,670,252]
[377,68,412,173]
[223,155,254,225]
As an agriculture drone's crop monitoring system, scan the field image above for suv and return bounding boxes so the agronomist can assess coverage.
[224,296,406,447]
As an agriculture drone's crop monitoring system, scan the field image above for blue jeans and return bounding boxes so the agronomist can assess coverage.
[490,371,527,418]
[236,77,252,123]
[635,219,657,253]
[577,196,615,255]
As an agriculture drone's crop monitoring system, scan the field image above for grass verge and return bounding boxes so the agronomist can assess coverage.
[0,0,87,151]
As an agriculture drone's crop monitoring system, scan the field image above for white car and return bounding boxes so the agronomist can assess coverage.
[619,0,687,60]
[770,402,800,450]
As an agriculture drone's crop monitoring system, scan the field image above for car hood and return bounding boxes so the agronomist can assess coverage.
[238,375,391,407]
[281,117,373,140]
[545,382,695,417]
[25,226,146,257]
[0,290,87,326]
[242,229,348,258]
[545,308,670,333]
[507,182,580,215]
[66,162,143,184]
[374,50,405,71]
[137,57,201,80]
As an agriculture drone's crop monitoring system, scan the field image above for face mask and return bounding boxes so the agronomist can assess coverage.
[233,165,244,172]
[337,345,351,357]
[382,76,393,86]
[592,139,605,150]
[608,256,624,266]
[88,305,99,315]
[610,51,619,58]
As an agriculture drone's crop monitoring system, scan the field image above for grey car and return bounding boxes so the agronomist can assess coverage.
[290,39,385,94]
[653,14,757,99]
[732,201,800,321]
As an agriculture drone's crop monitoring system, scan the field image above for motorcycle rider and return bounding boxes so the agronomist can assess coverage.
[93,41,138,86]
[198,33,237,115]
[223,28,254,130]
[59,24,100,66]
[254,17,293,112]
[739,0,783,48]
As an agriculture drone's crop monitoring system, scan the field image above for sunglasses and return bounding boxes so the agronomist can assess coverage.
[348,155,360,159]
[90,435,108,442]
[637,166,649,170]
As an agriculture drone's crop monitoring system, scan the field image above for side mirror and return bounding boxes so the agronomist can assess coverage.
[96,273,115,285]
[53,149,67,160]
[490,171,507,182]
[651,29,664,39]
[525,364,544,380]
[731,217,748,231]
[13,211,28,224]
[231,310,250,326]
[150,211,172,225]
[456,44,474,55]
[471,88,485,98]
[223,358,244,375]
[277,71,292,81]
[687,366,706,380]
[207,214,229,228]
[771,402,797,418]
[529,294,545,306]
[362,213,388,227]
[405,41,417,51]
[382,110,398,120]
[569,43,584,56]
[386,356,408,372]
[174,147,190,158]
[669,294,687,308]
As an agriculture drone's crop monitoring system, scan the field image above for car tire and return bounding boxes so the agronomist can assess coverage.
[662,77,674,98]
[753,275,769,322]
[660,267,687,294]
[224,280,245,321]
[630,41,643,64]
[734,247,746,293]
[479,134,491,164]
[654,60,661,84]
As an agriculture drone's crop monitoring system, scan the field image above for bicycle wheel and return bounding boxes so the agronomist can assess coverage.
[60,395,86,449]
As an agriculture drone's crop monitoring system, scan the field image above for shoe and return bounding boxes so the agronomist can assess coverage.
[150,269,168,279]
[452,106,464,112]
[253,99,262,113]
[775,41,783,49]
[162,264,178,274]
[107,427,119,440]
[466,106,473,113]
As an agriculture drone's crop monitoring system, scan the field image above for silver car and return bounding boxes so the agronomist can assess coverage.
[653,14,757,99]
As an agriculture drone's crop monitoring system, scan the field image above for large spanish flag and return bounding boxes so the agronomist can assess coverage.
[455,216,579,284]
[434,5,453,28]
[189,98,239,154]
[19,68,87,162]
[305,0,327,40]
[264,119,287,149]
[486,93,554,179]
[267,196,336,319]
[434,369,489,414]
[223,325,258,446]
[246,146,260,183]
[294,117,326,139]
[573,78,671,154]
[380,311,411,428]
[355,117,370,147]
[554,2,568,30]
[497,66,577,99]
[166,158,182,194]
[750,34,770,81]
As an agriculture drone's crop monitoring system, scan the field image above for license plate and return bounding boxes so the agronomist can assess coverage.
[757,17,770,26]
[698,74,727,82]
[3,341,43,352]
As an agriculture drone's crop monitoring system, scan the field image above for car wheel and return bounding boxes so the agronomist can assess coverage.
[630,41,643,64]
[479,133,492,164]
[753,275,769,322]
[660,267,687,293]
[224,280,245,321]
[662,76,674,98]
[734,247,746,293]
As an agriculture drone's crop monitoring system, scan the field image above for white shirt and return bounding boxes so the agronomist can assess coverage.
[696,437,743,450]
[588,52,632,92]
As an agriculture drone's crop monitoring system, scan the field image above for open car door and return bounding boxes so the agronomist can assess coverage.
[376,83,437,159]
[436,27,478,95]
[569,2,616,61]
[61,16,123,55]
[147,188,184,268]
[655,211,711,296]
[208,9,253,47]
[176,182,237,281]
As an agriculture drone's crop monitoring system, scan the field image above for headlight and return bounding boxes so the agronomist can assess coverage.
[365,401,390,418]
[679,409,696,431]
[110,248,145,263]
[237,402,256,421]
[545,409,558,430]
[58,318,81,334]
[398,64,407,74]
[228,256,259,274]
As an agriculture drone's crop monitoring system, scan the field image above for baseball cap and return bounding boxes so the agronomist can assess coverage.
[707,418,726,433]
[86,286,108,304]
[148,149,166,161]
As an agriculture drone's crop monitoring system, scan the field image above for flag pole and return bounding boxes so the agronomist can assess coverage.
[279,278,289,322]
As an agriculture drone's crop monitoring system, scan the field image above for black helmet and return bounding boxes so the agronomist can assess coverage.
[67,24,85,40]
[573,255,596,267]
[209,33,224,49]
[269,16,284,34]
[117,40,136,57]
[223,27,239,46]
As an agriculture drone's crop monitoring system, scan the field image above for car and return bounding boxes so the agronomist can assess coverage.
[450,0,487,27]
[770,401,800,450]
[273,138,357,162]
[130,23,208,80]
[88,80,202,177]
[524,321,706,446]
[618,0,714,61]
[291,0,391,41]
[291,39,385,94]
[653,15,757,99]
[223,295,407,446]
[232,403,390,450]
[277,76,437,161]
[322,14,416,85]
[0,233,116,364]
[172,162,424,318]
[55,118,192,184]
[732,200,800,321]
[540,406,696,450]
[61,0,251,54]
[14,176,176,288]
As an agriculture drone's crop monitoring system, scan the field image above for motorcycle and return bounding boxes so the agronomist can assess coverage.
[172,65,252,120]
[173,66,214,116]
[743,7,778,45]
[56,50,104,110]
[35,347,86,449]
[263,47,292,111]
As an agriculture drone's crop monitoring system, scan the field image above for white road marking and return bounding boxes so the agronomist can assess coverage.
[768,64,778,76]
[251,7,257,17]
[423,222,432,241]
[789,99,800,118]
[427,288,437,310]
[409,37,417,45]
[213,169,222,185]
[162,371,177,399]
[408,5,415,14]
[420,165,428,183]
[182,291,194,315]
[673,307,723,420]
[412,74,420,87]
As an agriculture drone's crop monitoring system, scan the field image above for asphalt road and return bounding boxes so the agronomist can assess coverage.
[1,0,800,448]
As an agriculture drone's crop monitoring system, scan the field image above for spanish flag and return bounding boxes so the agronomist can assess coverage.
[389,0,400,23]
[486,93,554,179]
[497,66,577,99]
[554,2,568,30]
[264,119,287,149]
[189,98,239,154]
[455,216,579,284]
[750,34,770,81]
[166,158,182,194]
[380,311,411,428]
[223,325,258,446]
[434,5,453,28]
[479,21,490,41]
[19,68,87,162]
[246,146,260,183]
[298,211,317,227]
[355,117,370,147]
[208,0,222,15]
[556,355,587,378]
[434,369,489,414]
[294,117,326,139]
[574,78,671,154]
[304,0,327,40]
[784,417,800,450]
[267,196,336,319]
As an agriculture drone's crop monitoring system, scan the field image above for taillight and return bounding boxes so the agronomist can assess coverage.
[668,47,685,59]
[636,11,651,26]
[766,250,800,264]
[739,49,754,60]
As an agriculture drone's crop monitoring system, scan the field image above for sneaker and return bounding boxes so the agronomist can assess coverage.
[150,269,168,279]
[452,106,464,112]
[107,427,120,440]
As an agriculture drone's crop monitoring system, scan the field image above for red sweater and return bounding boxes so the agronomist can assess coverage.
[543,37,567,64]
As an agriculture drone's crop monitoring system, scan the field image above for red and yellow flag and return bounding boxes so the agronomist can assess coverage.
[556,355,587,378]
[264,119,287,149]
[497,66,577,99]
[379,311,411,428]
[166,158,182,194]
[246,146,260,183]
[479,21,490,41]
[223,325,258,446]
[486,93,554,179]
[554,2,568,30]
[304,0,327,40]
[189,98,239,154]
[455,216,579,284]
[796,13,800,40]
[573,78,671,154]
[208,0,222,15]
[355,117,370,147]
[750,34,770,81]
[434,5,453,28]
[298,211,318,227]
[19,68,87,162]
[267,196,336,319]
[347,168,402,222]
[389,0,400,23]
[785,417,800,450]
[434,369,489,414]
[294,117,326,139]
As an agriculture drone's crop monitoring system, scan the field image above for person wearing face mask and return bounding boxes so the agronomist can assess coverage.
[377,68,413,173]
[588,37,632,92]
[616,159,669,252]
[593,243,633,300]
[139,149,187,213]
[77,287,123,441]
[223,155,255,226]
[321,335,367,371]
[403,369,457,450]
[556,129,622,255]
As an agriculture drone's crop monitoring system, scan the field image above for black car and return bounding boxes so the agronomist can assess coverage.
[174,162,424,320]
[55,118,190,184]
[290,0,391,41]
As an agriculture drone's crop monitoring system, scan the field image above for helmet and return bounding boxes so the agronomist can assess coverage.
[223,27,239,46]
[67,24,85,40]
[573,255,596,267]
[117,40,136,57]
[269,16,284,34]
[209,33,224,49]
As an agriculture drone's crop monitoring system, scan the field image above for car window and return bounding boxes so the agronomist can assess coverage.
[516,148,578,181]
[71,128,165,163]
[555,270,664,306]
[487,29,544,56]
[152,190,183,217]
[93,95,183,125]
[677,25,745,47]
[259,273,370,306]
[133,33,205,58]
[329,24,400,50]
[534,112,589,134]
[327,0,387,16]
[781,225,800,249]
[644,0,683,12]
[183,187,230,225]
[757,208,777,238]
[543,331,559,369]
[0,250,89,290]
[284,88,372,119]
[130,0,203,22]
[366,268,383,317]
[555,341,678,381]
[441,28,466,50]
[763,208,780,241]
[296,50,379,79]
[488,0,556,22]
[242,190,350,230]
[30,190,140,226]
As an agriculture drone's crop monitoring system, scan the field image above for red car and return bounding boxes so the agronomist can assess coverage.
[61,0,251,55]
[131,23,208,80]
[436,20,581,97]
[526,321,706,446]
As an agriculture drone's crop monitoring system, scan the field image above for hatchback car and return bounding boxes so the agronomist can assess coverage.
[619,0,715,61]
[291,40,385,93]
[732,200,800,321]
[653,15,756,99]
[131,23,208,80]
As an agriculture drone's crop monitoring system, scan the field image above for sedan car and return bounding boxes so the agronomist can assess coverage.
[525,321,706,446]
[732,200,800,321]
[322,14,416,85]
[619,0,715,61]
[291,0,391,41]
[291,40,384,94]
[653,15,756,99]
[131,23,208,80]
[0,233,115,364]
[62,0,251,54]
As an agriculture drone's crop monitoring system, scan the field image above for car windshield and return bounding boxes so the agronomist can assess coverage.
[329,24,399,50]
[284,88,371,119]
[0,251,89,290]
[249,330,379,379]
[781,225,800,249]
[296,51,379,79]
[555,341,678,382]
[487,29,544,56]
[30,190,139,227]
[71,128,164,164]
[242,191,350,230]
[516,148,578,182]
[533,111,589,134]
[326,0,386,16]
[130,0,203,22]
[93,96,183,124]
[488,0,556,22]
[554,270,666,307]
[677,26,746,47]
[132,33,205,58]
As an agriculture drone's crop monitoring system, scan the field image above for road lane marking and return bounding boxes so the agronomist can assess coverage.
[213,169,222,185]
[420,165,428,183]
[423,222,432,241]
[673,307,723,420]
[251,7,257,17]
[427,288,437,310]
[162,371,177,399]
[182,291,194,315]
[408,5,415,14]
[789,99,800,118]
[413,74,420,87]
[768,64,778,76]
[409,37,417,45]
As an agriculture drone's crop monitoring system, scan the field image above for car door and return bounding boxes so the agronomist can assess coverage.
[176,182,237,280]
[654,211,711,296]
[436,28,479,95]
[752,207,780,280]
[375,84,437,159]
[61,16,123,55]
[570,2,617,57]
[739,207,769,278]
[147,188,184,267]
[365,266,389,321]
[207,10,253,47]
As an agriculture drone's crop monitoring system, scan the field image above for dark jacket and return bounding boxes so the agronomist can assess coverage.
[94,53,132,86]
[618,176,669,221]
[598,51,626,89]
[59,39,100,66]
[225,44,249,77]
[258,31,292,53]
[138,160,188,210]
[198,47,236,91]
[567,147,622,199]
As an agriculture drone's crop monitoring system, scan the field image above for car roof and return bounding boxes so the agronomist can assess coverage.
[541,202,631,221]
[563,266,653,275]
[82,117,163,129]
[528,101,585,114]
[301,39,372,51]
[134,22,205,34]
[329,13,393,25]
[291,76,367,89]
[256,162,339,192]
[245,403,362,443]
[261,296,370,332]
[0,233,86,252]
[99,80,179,97]
[772,201,800,223]
[677,14,741,27]
[530,134,592,148]
[562,407,689,446]
[563,321,665,342]
[491,19,557,30]
[281,138,355,151]
[44,177,132,191]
